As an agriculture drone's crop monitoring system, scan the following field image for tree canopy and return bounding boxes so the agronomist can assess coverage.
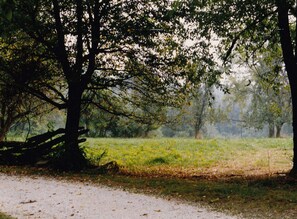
[1,0,195,170]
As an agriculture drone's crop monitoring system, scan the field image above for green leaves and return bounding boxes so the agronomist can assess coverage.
[0,0,15,21]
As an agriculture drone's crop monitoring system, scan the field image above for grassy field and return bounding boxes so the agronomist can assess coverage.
[1,137,296,218]
[84,137,293,177]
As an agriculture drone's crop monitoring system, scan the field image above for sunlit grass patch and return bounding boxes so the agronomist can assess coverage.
[83,138,293,177]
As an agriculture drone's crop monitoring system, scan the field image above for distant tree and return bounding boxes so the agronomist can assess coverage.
[244,69,291,138]
[226,47,291,138]
[81,99,165,138]
[81,106,117,137]
[191,85,211,139]
[161,85,228,138]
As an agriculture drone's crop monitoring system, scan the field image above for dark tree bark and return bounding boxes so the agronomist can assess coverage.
[57,83,88,170]
[276,0,297,176]
[0,126,9,142]
[0,107,12,142]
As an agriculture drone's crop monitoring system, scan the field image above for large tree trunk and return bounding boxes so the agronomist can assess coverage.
[276,0,297,176]
[57,84,88,170]
[290,84,297,175]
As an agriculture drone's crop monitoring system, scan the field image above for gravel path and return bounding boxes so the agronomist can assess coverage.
[0,173,238,219]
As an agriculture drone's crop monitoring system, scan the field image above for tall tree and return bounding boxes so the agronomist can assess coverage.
[179,0,297,176]
[4,1,190,170]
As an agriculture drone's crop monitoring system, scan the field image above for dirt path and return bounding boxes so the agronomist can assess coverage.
[0,173,238,219]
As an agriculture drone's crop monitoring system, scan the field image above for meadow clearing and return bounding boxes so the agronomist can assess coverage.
[84,137,293,177]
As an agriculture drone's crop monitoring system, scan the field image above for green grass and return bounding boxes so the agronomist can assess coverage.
[83,138,293,176]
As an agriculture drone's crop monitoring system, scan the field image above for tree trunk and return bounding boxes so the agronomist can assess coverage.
[0,121,12,142]
[268,124,275,138]
[57,84,87,170]
[290,84,297,176]
[0,104,14,142]
[0,128,9,142]
[276,1,297,176]
[276,125,282,138]
[193,86,209,139]
[195,129,203,139]
[0,131,7,142]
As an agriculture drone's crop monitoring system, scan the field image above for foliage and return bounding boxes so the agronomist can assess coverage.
[0,0,15,22]
[161,88,229,138]
[225,47,292,137]
[0,33,56,141]
[8,0,192,109]
[179,0,279,62]
[81,90,167,138]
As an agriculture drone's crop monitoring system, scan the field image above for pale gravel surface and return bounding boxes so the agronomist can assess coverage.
[0,173,238,219]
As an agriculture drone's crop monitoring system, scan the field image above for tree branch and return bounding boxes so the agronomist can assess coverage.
[75,0,83,76]
[52,0,71,79]
[223,10,277,63]
[23,85,66,109]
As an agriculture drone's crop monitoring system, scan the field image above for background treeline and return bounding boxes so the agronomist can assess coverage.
[6,78,292,139]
